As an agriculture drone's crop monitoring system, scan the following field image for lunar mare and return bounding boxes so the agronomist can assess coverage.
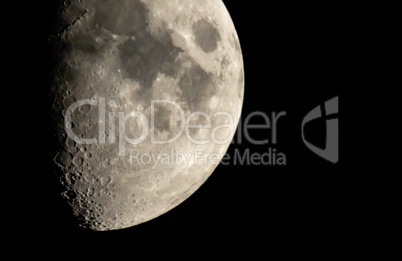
[50,0,244,231]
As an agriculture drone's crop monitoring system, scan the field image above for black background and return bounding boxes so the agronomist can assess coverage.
[4,0,400,259]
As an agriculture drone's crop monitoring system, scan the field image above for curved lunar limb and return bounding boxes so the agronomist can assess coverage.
[50,0,244,231]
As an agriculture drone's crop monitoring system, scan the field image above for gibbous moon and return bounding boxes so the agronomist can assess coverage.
[50,0,244,231]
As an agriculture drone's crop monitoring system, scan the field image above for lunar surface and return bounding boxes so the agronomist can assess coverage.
[50,0,244,231]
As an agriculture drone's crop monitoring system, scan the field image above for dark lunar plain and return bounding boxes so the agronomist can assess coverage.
[3,0,400,259]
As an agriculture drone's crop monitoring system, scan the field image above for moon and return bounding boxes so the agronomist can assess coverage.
[50,0,244,231]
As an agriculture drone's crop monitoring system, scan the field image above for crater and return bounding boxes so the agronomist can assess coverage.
[192,20,221,53]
